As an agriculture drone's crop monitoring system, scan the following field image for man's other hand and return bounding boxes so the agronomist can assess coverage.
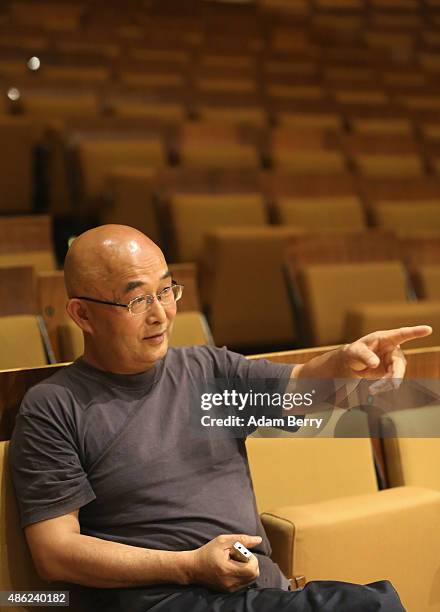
[188,534,261,592]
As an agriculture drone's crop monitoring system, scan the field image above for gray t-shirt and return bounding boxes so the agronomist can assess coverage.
[10,346,293,590]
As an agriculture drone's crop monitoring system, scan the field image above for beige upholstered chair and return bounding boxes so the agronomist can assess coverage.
[170,193,267,262]
[381,404,440,492]
[246,426,440,612]
[0,316,48,369]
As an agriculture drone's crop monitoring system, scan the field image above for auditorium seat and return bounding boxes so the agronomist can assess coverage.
[40,65,110,85]
[270,125,346,173]
[181,142,260,170]
[0,118,41,213]
[0,216,57,273]
[293,261,412,346]
[117,71,185,90]
[201,227,300,348]
[286,230,400,267]
[274,196,366,230]
[169,193,267,262]
[0,252,56,274]
[0,315,49,369]
[345,301,440,348]
[195,77,258,96]
[246,430,440,612]
[371,202,440,233]
[197,106,266,127]
[381,405,440,491]
[0,267,37,317]
[275,110,343,130]
[0,440,90,611]
[73,136,166,210]
[348,116,413,136]
[273,149,347,174]
[400,232,440,269]
[0,440,53,610]
[103,168,162,245]
[19,89,99,118]
[411,265,440,300]
[169,311,214,347]
[344,134,425,178]
[107,98,185,122]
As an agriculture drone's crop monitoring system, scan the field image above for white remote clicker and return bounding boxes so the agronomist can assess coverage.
[230,541,253,563]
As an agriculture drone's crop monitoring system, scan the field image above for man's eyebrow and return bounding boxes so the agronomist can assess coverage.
[123,270,171,294]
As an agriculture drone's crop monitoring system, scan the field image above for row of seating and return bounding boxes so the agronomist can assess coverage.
[2,214,440,354]
[6,117,440,216]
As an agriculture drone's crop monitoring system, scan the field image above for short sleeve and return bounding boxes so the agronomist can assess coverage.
[9,387,96,528]
[222,347,295,387]
[196,346,296,436]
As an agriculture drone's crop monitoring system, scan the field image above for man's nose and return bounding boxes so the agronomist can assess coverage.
[145,297,167,324]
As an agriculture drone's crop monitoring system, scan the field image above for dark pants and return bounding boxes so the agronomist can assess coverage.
[82,580,405,612]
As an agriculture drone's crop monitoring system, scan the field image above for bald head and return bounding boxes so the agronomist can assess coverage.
[64,225,164,298]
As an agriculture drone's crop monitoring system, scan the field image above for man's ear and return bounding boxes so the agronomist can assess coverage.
[66,299,93,334]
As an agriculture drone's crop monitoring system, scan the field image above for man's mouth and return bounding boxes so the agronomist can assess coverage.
[144,331,166,344]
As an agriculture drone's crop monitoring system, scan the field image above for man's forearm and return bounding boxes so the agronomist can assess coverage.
[289,348,361,411]
[46,532,194,588]
[292,347,347,380]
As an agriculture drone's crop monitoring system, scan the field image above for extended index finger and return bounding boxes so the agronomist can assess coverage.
[378,325,432,346]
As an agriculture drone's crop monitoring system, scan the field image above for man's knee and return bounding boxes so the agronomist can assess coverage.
[296,580,404,612]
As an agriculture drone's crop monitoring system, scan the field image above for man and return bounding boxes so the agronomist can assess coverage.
[10,225,430,611]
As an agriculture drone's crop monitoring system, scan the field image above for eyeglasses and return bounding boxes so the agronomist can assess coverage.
[73,283,184,316]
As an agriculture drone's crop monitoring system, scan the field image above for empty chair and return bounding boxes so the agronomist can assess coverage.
[294,261,411,346]
[381,405,440,491]
[400,232,440,270]
[0,118,41,213]
[345,301,440,348]
[286,230,400,267]
[181,142,260,170]
[169,193,267,261]
[197,106,266,127]
[195,77,257,96]
[271,126,347,174]
[359,177,440,209]
[371,202,440,234]
[0,266,37,317]
[348,115,413,136]
[0,215,57,272]
[344,134,424,178]
[107,98,185,122]
[201,227,300,348]
[40,65,110,84]
[274,196,366,230]
[20,90,99,118]
[246,432,440,612]
[268,84,327,102]
[74,137,166,210]
[169,312,214,347]
[409,265,440,300]
[0,315,48,369]
[275,110,343,130]
[104,168,162,246]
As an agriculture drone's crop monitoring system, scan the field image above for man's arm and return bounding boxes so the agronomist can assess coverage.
[286,326,432,411]
[290,326,432,382]
[25,510,260,592]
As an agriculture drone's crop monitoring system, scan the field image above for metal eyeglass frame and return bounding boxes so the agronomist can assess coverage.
[72,283,184,316]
